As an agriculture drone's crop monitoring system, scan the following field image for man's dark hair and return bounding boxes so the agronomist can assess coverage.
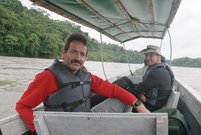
[64,33,87,53]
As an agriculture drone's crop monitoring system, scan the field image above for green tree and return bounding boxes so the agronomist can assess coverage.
[4,34,19,55]
[26,33,40,57]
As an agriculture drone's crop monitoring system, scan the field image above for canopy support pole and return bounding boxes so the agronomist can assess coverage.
[167,29,173,65]
[122,43,133,76]
[160,39,163,49]
[100,32,108,80]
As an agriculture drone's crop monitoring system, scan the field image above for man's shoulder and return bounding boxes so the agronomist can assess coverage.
[146,64,167,76]
[150,67,171,81]
[150,63,168,71]
[35,70,55,80]
[152,65,169,73]
[81,66,89,72]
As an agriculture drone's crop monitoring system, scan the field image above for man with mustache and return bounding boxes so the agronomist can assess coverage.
[16,33,149,135]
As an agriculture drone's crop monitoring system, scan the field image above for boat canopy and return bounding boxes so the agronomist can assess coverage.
[30,0,181,43]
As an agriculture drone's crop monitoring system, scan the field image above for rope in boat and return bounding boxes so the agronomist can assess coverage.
[99,32,108,80]
[122,43,133,76]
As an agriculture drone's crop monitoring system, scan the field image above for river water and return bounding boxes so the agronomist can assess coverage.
[0,56,201,119]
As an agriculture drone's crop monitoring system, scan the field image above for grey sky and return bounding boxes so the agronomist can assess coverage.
[20,0,201,59]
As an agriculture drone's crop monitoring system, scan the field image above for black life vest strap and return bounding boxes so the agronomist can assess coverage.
[60,81,91,89]
[44,93,92,112]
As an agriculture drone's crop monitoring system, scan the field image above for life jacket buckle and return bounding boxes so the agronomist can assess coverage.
[62,102,72,112]
[80,81,84,85]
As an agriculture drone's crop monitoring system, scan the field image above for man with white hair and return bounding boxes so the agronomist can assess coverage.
[133,45,175,111]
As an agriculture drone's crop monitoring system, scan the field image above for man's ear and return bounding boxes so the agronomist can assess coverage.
[61,49,65,60]
[157,55,162,62]
[85,55,88,61]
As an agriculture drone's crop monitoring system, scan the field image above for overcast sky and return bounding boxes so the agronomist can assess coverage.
[20,0,201,59]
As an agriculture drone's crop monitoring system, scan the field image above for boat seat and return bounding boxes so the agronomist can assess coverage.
[164,89,181,108]
[34,112,168,135]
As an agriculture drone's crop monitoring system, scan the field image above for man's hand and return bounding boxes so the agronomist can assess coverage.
[132,100,150,113]
[139,93,146,102]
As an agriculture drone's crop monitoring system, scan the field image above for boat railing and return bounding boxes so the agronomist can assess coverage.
[0,114,28,135]
[174,78,201,127]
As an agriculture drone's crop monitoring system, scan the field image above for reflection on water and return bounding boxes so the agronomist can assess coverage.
[0,80,14,87]
[0,56,201,119]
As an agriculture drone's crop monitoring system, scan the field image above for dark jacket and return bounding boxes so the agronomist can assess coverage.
[137,62,175,111]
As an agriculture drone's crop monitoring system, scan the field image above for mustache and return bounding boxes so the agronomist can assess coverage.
[71,60,81,65]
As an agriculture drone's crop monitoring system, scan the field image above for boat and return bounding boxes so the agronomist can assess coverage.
[1,0,201,135]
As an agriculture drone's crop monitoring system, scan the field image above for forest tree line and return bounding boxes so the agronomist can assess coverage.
[1,0,201,68]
